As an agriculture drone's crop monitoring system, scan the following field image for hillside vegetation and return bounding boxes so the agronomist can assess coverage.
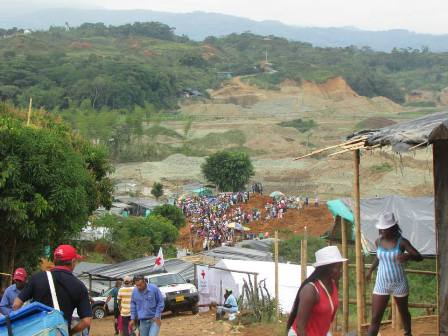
[1,23,448,112]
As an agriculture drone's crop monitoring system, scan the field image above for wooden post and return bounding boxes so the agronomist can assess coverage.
[301,226,308,283]
[274,230,280,322]
[27,97,32,126]
[432,140,448,335]
[341,217,349,335]
[391,296,396,329]
[353,149,365,335]
[88,274,93,297]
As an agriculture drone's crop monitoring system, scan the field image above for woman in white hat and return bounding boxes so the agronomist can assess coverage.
[366,212,423,336]
[287,246,347,336]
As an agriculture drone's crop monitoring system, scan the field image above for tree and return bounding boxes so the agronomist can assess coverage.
[0,103,113,273]
[100,214,179,260]
[152,204,186,229]
[151,182,164,200]
[201,150,254,192]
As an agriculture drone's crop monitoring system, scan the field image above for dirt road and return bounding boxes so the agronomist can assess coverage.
[90,313,437,336]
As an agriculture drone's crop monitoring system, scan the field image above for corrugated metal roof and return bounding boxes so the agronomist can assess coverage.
[85,257,194,281]
[236,239,274,253]
[201,246,272,261]
[74,262,110,276]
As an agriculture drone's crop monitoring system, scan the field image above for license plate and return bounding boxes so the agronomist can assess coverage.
[175,295,184,302]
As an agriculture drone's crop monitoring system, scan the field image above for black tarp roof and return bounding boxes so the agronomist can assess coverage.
[348,111,448,151]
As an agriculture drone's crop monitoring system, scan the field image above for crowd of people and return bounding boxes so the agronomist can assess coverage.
[179,192,261,250]
[178,189,320,250]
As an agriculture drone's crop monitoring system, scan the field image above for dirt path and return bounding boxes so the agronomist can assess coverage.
[90,312,233,336]
[90,313,437,336]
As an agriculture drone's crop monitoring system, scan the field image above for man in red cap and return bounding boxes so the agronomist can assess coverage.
[0,268,27,315]
[13,245,92,334]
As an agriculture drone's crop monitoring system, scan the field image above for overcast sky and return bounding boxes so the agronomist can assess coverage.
[5,0,448,34]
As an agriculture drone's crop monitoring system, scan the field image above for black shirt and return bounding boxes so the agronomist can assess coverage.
[18,268,92,325]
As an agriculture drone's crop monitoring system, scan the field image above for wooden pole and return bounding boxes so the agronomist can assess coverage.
[353,149,365,335]
[274,230,279,322]
[27,97,32,126]
[301,226,308,283]
[432,140,448,334]
[341,217,349,335]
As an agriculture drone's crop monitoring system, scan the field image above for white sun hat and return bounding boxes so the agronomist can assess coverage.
[313,246,348,267]
[376,212,398,230]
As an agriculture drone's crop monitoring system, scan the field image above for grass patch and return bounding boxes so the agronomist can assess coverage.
[404,101,437,108]
[187,130,246,151]
[146,125,184,139]
[370,162,393,173]
[278,119,317,133]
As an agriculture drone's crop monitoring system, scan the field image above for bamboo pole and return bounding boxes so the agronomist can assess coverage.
[353,149,365,334]
[27,97,32,126]
[293,137,367,160]
[391,295,397,329]
[301,226,308,283]
[274,230,279,322]
[341,218,349,335]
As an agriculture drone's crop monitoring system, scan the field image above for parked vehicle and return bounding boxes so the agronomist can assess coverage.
[145,272,199,314]
[91,287,115,319]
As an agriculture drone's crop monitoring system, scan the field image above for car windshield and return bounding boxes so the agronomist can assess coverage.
[148,274,186,287]
[102,287,115,297]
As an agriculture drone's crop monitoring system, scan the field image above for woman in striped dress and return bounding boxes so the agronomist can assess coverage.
[366,212,423,336]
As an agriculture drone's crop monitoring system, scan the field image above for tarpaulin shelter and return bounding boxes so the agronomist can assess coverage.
[326,196,436,256]
[198,259,314,314]
[0,302,68,335]
[295,111,448,334]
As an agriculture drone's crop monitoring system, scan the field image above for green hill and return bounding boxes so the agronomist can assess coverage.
[1,23,448,113]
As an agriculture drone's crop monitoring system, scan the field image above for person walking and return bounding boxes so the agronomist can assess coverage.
[130,274,164,336]
[13,245,92,335]
[366,212,423,336]
[118,276,134,336]
[105,280,122,336]
[287,246,347,336]
[0,268,27,315]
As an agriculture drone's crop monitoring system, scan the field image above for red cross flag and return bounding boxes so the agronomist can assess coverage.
[153,247,165,271]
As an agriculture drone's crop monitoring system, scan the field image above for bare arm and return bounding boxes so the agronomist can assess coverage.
[398,238,423,262]
[12,297,24,311]
[366,257,379,282]
[295,283,319,336]
[70,317,91,336]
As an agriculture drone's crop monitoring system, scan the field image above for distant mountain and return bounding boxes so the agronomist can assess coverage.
[2,8,448,52]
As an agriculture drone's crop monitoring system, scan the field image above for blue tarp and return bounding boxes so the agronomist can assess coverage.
[0,302,68,335]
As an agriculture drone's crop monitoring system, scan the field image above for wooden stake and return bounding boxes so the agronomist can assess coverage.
[341,217,349,335]
[27,97,32,126]
[353,149,365,334]
[274,230,279,322]
[301,226,308,283]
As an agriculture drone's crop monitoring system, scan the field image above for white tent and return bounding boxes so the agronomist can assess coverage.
[202,259,314,314]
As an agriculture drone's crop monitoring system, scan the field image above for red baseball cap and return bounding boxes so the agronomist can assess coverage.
[13,268,27,282]
[54,245,83,262]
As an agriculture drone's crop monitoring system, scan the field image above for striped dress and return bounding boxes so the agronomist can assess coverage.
[373,237,409,297]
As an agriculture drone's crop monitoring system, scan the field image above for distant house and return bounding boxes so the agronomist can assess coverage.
[217,71,233,79]
[181,88,203,98]
[114,197,162,217]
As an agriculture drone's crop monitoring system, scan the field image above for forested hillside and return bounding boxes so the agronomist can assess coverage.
[2,23,448,114]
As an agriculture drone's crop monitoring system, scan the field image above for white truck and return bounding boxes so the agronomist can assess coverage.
[91,272,199,319]
[145,272,199,314]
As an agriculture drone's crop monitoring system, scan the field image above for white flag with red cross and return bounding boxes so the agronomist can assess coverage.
[153,247,165,270]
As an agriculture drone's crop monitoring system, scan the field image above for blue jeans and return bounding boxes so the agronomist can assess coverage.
[139,319,160,336]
